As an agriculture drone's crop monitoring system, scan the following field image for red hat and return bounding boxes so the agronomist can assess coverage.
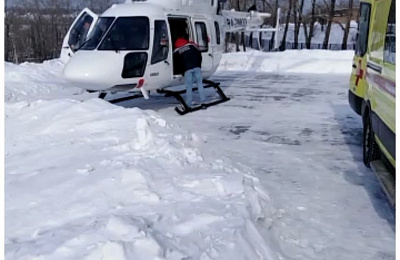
[174,37,189,49]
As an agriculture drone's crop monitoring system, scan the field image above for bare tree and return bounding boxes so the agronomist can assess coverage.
[5,0,118,63]
[293,0,308,49]
[293,0,299,49]
[234,0,241,51]
[229,0,248,52]
[322,0,336,49]
[280,0,293,51]
[298,0,308,49]
[305,0,317,49]
[269,0,279,50]
[5,0,11,62]
[341,0,354,49]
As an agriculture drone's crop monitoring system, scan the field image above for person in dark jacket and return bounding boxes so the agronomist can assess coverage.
[174,37,206,108]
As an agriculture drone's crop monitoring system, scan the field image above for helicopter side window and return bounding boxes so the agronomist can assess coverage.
[151,21,169,64]
[122,52,148,78]
[214,21,221,45]
[80,17,115,51]
[195,22,208,52]
[99,17,150,51]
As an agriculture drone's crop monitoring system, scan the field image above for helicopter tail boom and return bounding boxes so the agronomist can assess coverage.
[221,8,281,50]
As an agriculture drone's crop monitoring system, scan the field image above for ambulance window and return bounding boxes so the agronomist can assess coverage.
[356,3,371,56]
[384,0,395,65]
[214,21,221,44]
[99,17,149,51]
[151,21,169,64]
[195,22,209,52]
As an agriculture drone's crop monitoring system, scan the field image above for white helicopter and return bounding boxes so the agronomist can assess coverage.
[61,0,280,114]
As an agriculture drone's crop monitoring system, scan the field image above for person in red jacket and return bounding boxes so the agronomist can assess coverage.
[174,36,206,109]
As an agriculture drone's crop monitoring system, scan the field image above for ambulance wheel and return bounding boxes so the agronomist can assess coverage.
[363,110,379,167]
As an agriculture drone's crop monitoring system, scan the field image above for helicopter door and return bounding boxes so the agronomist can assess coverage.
[60,8,98,63]
[148,20,172,88]
[167,16,191,76]
[192,19,213,72]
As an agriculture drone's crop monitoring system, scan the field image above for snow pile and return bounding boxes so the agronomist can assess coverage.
[4,59,82,103]
[5,96,278,259]
[218,49,354,74]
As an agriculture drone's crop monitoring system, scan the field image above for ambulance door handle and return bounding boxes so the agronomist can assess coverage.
[352,64,356,68]
[208,53,213,57]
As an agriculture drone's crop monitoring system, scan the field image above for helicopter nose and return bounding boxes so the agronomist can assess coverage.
[62,51,124,90]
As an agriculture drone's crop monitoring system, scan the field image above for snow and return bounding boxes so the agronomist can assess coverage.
[282,21,359,44]
[4,49,395,260]
[4,60,83,103]
[218,49,354,74]
[250,21,358,47]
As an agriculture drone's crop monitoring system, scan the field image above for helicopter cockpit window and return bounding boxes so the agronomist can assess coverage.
[151,20,169,64]
[195,22,208,52]
[68,13,94,51]
[99,17,150,51]
[80,17,115,51]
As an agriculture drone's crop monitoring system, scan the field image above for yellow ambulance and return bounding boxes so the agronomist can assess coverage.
[348,0,395,204]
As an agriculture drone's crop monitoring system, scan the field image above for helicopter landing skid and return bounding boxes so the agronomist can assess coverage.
[98,92,144,104]
[157,79,230,115]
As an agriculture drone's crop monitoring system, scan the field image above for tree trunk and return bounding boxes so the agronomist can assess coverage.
[281,0,293,51]
[341,0,353,50]
[241,32,246,52]
[235,0,240,51]
[13,39,19,64]
[225,32,229,52]
[306,0,317,49]
[298,0,306,49]
[5,1,10,62]
[5,20,10,61]
[235,33,240,52]
[293,0,299,49]
[270,0,279,50]
[322,0,336,49]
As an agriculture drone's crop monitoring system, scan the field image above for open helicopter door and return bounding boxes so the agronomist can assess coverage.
[168,16,191,78]
[191,18,213,75]
[147,19,173,89]
[60,8,98,63]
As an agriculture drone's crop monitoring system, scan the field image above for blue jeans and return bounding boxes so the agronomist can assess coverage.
[184,67,205,107]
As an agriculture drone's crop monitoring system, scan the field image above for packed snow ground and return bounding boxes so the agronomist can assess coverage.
[5,50,395,260]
